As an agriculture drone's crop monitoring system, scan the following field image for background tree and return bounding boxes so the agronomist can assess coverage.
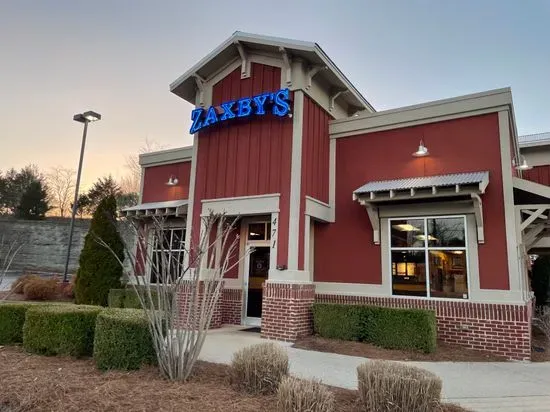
[46,167,75,217]
[74,195,124,306]
[116,192,139,209]
[1,165,43,215]
[73,194,92,218]
[86,175,121,212]
[16,180,50,220]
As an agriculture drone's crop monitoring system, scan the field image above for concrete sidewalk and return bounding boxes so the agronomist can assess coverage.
[199,327,550,412]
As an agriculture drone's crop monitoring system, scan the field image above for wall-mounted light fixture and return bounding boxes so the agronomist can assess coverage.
[166,175,179,186]
[513,156,533,171]
[412,139,429,157]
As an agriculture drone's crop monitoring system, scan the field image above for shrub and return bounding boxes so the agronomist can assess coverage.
[312,303,437,353]
[75,195,124,306]
[23,304,102,356]
[10,274,40,294]
[357,360,442,412]
[0,302,38,344]
[277,376,335,412]
[108,287,165,309]
[108,289,126,308]
[229,342,289,394]
[23,278,58,301]
[94,308,156,370]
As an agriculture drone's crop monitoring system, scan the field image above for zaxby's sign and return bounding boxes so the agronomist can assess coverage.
[189,88,291,134]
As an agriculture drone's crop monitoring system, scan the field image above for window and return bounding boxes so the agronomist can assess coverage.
[390,216,468,299]
[150,227,186,283]
[247,222,271,241]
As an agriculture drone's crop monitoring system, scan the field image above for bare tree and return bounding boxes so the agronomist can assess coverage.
[121,138,166,194]
[0,236,23,299]
[46,167,76,217]
[101,212,249,381]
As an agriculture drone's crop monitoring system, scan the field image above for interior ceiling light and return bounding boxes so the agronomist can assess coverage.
[393,224,421,232]
[416,234,438,241]
[412,139,429,157]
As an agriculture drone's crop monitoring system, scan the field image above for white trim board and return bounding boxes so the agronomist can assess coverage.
[140,146,193,167]
[200,194,280,216]
[329,88,513,139]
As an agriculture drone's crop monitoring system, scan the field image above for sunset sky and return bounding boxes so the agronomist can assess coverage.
[1,0,549,192]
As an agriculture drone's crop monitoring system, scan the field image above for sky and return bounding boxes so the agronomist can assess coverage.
[1,0,549,191]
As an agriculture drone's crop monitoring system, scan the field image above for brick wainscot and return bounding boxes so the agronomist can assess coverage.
[261,282,316,341]
[317,294,534,361]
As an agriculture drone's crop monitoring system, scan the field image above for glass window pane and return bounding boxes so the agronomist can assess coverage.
[248,223,266,241]
[427,217,465,247]
[429,250,468,299]
[266,223,272,240]
[390,219,425,248]
[391,250,427,297]
[171,229,185,250]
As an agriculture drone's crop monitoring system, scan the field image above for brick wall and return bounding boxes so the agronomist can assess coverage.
[222,288,243,325]
[175,280,224,329]
[261,282,315,341]
[316,294,533,361]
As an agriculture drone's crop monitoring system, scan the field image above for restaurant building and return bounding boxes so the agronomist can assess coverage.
[125,32,550,360]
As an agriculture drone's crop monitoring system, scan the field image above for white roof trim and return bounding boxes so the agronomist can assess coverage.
[140,146,193,167]
[121,200,188,217]
[330,88,512,139]
[169,31,374,112]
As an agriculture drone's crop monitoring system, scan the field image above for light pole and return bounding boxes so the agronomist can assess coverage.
[62,111,101,283]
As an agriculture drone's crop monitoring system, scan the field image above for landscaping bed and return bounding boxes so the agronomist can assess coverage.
[0,346,468,412]
[293,336,509,362]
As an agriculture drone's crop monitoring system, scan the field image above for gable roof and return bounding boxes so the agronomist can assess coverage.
[169,31,374,113]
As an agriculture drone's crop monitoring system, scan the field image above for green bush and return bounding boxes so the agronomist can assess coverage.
[94,308,156,370]
[75,195,124,306]
[108,289,126,308]
[107,288,158,309]
[313,303,437,353]
[0,302,39,344]
[23,304,102,356]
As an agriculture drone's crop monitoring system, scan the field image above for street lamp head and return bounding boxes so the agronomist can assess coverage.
[73,111,101,123]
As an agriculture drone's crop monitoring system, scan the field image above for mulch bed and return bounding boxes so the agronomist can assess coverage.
[293,336,509,362]
[0,346,468,412]
[531,329,550,362]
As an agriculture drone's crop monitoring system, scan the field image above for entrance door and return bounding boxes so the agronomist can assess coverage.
[244,246,270,325]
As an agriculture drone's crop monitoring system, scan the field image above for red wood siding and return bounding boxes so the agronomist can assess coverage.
[192,64,293,267]
[315,113,510,290]
[523,165,550,186]
[298,96,331,270]
[301,96,330,203]
[142,162,191,203]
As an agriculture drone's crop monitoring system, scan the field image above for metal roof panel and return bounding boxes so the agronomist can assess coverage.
[354,171,489,194]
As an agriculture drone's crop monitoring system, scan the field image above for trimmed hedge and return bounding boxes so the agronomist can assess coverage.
[94,308,156,370]
[23,304,102,356]
[0,302,39,344]
[108,287,169,309]
[313,303,437,353]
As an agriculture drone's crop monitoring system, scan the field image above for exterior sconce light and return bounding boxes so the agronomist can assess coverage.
[412,140,429,157]
[514,156,533,171]
[166,175,179,186]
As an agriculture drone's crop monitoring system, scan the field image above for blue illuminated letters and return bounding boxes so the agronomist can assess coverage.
[189,88,291,134]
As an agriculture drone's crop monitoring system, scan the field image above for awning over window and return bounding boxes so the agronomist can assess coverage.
[353,172,489,245]
[353,171,489,200]
[513,178,550,253]
[121,200,188,218]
